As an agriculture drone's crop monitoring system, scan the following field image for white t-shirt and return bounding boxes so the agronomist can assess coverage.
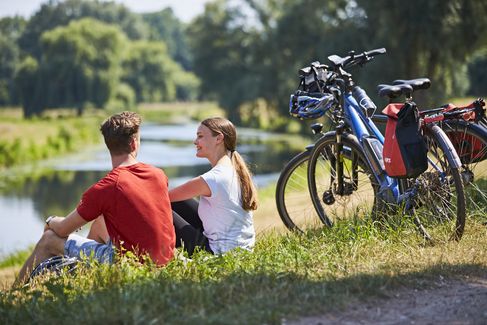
[199,164,255,254]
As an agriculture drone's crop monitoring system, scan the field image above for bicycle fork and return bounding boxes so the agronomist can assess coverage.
[330,122,359,195]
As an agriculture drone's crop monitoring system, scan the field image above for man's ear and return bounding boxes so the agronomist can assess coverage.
[130,136,137,151]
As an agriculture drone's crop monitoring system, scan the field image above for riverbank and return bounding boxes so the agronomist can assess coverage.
[0,102,226,170]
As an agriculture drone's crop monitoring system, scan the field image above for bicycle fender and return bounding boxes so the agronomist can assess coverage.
[428,124,462,168]
[316,131,361,149]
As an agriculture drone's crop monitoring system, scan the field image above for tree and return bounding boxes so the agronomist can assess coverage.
[122,40,200,103]
[355,0,487,104]
[143,8,193,70]
[467,50,487,96]
[19,0,148,60]
[0,35,20,105]
[0,16,26,106]
[188,0,262,122]
[39,18,126,115]
[188,0,357,124]
[15,56,41,117]
[122,41,178,102]
[245,0,362,114]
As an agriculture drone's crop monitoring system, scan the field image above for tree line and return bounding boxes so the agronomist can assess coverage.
[0,0,198,117]
[1,0,486,126]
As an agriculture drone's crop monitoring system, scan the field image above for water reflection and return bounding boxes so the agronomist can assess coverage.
[0,123,301,256]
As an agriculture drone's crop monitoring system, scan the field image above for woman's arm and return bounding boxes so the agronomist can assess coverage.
[169,176,211,202]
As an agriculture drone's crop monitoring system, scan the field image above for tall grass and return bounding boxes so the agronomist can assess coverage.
[1,214,486,324]
[0,110,103,169]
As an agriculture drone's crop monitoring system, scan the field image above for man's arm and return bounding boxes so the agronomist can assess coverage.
[46,209,87,238]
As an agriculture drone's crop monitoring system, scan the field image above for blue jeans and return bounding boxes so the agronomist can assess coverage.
[64,234,114,263]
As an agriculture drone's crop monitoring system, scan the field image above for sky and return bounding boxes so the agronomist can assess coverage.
[0,0,210,22]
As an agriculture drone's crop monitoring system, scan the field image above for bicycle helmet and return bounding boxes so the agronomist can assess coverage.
[289,92,337,120]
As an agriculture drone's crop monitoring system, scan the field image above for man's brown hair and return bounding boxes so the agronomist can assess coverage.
[100,111,141,155]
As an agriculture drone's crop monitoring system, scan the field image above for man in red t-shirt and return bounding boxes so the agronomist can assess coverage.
[17,112,175,284]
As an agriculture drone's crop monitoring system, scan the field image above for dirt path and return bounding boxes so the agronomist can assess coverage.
[288,277,487,325]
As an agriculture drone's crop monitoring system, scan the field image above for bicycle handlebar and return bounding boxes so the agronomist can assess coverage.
[328,48,386,70]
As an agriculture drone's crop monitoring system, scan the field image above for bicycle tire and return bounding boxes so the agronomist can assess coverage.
[407,124,466,242]
[307,132,378,227]
[276,150,323,232]
[442,120,487,209]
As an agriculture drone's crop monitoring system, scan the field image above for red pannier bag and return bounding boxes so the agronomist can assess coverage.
[382,102,428,178]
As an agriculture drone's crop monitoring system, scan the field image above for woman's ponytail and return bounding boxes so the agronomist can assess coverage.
[231,151,258,211]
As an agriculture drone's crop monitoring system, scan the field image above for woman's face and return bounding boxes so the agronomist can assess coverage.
[194,124,220,158]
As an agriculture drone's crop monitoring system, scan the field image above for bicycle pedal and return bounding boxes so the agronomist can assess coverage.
[322,190,335,205]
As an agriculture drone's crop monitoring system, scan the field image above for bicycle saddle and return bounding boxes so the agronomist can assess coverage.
[377,84,413,99]
[392,78,431,91]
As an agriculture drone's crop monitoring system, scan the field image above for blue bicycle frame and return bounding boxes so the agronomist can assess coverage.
[343,92,401,201]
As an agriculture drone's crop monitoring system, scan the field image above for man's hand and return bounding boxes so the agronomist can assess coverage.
[45,211,86,238]
[44,215,57,232]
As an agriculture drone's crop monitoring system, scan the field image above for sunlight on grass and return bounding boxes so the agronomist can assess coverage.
[1,211,486,323]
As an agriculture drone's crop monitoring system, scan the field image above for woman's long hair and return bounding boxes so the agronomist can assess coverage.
[201,117,258,211]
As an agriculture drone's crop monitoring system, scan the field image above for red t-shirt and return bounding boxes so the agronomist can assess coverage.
[77,162,175,265]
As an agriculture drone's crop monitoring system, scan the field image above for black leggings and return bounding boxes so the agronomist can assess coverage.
[172,199,213,256]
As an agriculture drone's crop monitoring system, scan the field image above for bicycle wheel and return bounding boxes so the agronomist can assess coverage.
[407,124,466,242]
[441,120,487,200]
[276,150,323,232]
[307,132,378,227]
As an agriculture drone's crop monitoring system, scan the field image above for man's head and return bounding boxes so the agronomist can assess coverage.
[100,111,141,156]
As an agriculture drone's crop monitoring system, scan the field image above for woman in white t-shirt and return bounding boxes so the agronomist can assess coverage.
[169,117,258,256]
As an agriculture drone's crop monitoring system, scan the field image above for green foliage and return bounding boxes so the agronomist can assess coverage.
[467,50,487,96]
[0,249,31,268]
[143,8,193,70]
[188,0,262,123]
[14,56,40,117]
[0,0,202,112]
[122,41,177,102]
[354,0,487,105]
[106,82,136,111]
[0,16,26,106]
[0,113,101,169]
[1,0,486,125]
[0,16,25,105]
[39,18,127,115]
[187,0,487,126]
[174,69,201,101]
[1,216,487,323]
[19,0,148,59]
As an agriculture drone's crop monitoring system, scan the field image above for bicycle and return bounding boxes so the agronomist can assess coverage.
[297,48,466,243]
[373,80,487,208]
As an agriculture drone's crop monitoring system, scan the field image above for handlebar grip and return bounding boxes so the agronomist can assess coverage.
[352,86,377,116]
[366,48,386,56]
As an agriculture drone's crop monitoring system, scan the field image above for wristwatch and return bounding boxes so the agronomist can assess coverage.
[45,216,54,226]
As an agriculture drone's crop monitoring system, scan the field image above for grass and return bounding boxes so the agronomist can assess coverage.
[1,202,486,323]
[0,108,104,169]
